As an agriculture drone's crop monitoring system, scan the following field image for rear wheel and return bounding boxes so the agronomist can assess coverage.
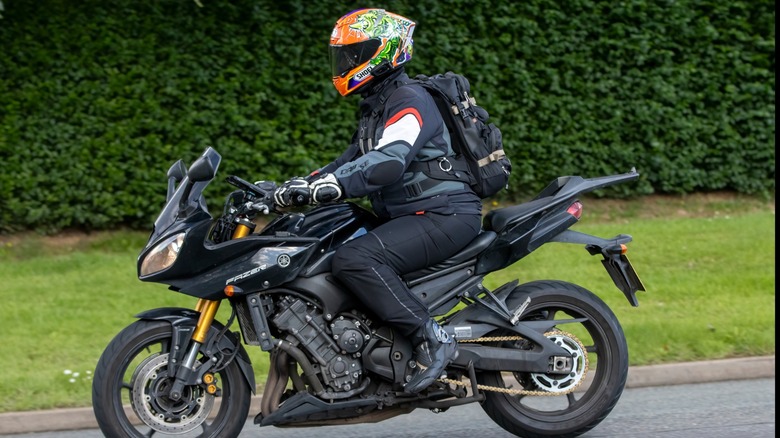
[92,320,251,438]
[477,280,628,438]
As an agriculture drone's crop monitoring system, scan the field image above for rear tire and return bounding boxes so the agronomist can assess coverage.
[92,320,251,438]
[477,280,628,438]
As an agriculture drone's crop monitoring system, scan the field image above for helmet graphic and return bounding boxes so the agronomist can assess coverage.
[329,9,416,96]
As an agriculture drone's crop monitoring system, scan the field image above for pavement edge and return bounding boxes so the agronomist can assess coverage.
[0,355,774,435]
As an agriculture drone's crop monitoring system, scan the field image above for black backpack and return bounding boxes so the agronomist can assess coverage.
[359,71,511,199]
[412,72,511,199]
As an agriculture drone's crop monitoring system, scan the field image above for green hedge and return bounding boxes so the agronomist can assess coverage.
[0,0,774,233]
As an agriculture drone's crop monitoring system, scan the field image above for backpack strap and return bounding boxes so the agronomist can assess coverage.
[403,156,475,198]
[358,78,406,154]
[477,149,508,167]
[407,156,474,182]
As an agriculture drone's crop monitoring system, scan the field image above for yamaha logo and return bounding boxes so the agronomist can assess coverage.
[277,254,291,268]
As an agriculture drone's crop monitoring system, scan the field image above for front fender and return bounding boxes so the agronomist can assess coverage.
[136,307,256,394]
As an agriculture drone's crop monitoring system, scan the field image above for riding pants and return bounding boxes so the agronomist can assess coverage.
[331,212,481,337]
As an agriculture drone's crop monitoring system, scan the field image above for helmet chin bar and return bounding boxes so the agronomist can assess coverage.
[369,60,393,78]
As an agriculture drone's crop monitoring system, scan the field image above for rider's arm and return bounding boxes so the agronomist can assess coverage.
[329,86,443,198]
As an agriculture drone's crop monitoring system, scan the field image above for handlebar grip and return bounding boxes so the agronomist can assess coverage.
[226,175,278,205]
[226,175,253,189]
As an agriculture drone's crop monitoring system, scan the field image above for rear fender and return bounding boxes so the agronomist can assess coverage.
[136,307,256,394]
[551,230,646,306]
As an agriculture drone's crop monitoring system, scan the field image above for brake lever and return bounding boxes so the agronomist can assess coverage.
[250,202,270,215]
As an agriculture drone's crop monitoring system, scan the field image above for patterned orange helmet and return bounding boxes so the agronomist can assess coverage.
[329,9,416,96]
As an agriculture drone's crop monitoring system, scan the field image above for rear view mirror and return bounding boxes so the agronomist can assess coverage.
[167,160,187,182]
[187,154,216,182]
[178,147,221,213]
[166,160,187,201]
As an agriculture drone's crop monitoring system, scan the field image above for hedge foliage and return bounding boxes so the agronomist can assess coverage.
[0,0,775,233]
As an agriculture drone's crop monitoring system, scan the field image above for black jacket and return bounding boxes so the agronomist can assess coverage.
[319,70,482,219]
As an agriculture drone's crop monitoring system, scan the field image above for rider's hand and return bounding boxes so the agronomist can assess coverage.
[309,173,344,204]
[274,178,311,207]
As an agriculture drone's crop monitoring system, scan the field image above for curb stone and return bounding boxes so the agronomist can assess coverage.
[0,355,774,435]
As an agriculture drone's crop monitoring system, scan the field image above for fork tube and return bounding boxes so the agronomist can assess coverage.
[192,299,220,344]
[233,218,255,239]
[194,298,207,314]
[169,299,221,401]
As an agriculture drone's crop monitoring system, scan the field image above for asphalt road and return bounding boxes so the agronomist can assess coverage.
[5,377,774,438]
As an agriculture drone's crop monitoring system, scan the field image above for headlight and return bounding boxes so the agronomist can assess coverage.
[140,233,185,277]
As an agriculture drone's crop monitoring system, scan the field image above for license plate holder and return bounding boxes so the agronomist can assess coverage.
[602,253,646,306]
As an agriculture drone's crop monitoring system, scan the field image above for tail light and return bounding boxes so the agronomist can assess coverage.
[566,200,583,219]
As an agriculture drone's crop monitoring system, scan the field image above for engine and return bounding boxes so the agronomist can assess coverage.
[272,295,371,393]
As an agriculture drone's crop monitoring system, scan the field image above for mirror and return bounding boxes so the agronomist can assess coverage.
[167,160,187,182]
[187,154,216,182]
[166,160,187,201]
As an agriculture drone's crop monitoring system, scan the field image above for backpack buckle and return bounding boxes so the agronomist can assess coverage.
[437,157,453,172]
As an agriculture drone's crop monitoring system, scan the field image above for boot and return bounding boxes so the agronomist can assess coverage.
[404,319,458,393]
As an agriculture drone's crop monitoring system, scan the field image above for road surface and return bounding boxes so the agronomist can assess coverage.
[5,377,774,437]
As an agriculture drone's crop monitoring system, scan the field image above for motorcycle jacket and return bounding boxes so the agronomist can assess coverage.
[318,70,482,219]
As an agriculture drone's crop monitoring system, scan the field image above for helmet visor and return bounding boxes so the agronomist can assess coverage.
[330,39,382,78]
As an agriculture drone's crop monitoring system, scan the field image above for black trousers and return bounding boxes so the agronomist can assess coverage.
[331,212,482,337]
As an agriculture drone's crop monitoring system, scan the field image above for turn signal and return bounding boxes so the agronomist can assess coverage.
[223,285,243,297]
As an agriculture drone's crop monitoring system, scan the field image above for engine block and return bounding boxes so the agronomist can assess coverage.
[272,296,368,392]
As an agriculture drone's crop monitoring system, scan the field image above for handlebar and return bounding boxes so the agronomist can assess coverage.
[224,175,279,215]
[225,175,277,198]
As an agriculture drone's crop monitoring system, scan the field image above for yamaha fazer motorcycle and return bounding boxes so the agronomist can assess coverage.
[92,147,646,438]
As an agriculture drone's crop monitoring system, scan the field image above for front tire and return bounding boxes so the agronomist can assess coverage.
[477,280,629,438]
[92,320,251,438]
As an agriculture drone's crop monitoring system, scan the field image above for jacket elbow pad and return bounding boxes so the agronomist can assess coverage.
[367,160,404,186]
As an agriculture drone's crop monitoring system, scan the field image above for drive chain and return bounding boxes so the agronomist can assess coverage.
[440,331,589,396]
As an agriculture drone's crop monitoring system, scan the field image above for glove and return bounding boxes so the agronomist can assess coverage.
[274,178,311,207]
[309,173,344,204]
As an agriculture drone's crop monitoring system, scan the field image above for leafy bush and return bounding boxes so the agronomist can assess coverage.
[0,0,774,233]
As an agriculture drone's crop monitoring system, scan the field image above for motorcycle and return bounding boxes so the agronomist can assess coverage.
[92,147,645,438]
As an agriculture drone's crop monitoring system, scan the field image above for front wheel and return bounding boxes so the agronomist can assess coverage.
[92,320,251,438]
[477,280,629,438]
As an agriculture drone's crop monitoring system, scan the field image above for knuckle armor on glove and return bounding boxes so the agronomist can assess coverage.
[309,173,344,204]
[274,178,311,207]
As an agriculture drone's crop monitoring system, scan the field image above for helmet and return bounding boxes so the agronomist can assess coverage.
[329,9,416,96]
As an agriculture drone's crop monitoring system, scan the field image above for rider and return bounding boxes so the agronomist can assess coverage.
[273,8,482,393]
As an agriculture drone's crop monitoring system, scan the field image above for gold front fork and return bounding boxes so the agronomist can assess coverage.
[192,299,220,343]
[232,222,252,239]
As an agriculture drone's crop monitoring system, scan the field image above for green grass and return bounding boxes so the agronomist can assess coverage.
[0,195,774,413]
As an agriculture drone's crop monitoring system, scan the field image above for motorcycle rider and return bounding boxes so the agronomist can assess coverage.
[272,8,482,393]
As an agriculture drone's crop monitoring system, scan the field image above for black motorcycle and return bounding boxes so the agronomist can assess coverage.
[92,147,645,437]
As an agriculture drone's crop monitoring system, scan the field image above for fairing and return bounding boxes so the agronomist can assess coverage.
[139,159,379,299]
